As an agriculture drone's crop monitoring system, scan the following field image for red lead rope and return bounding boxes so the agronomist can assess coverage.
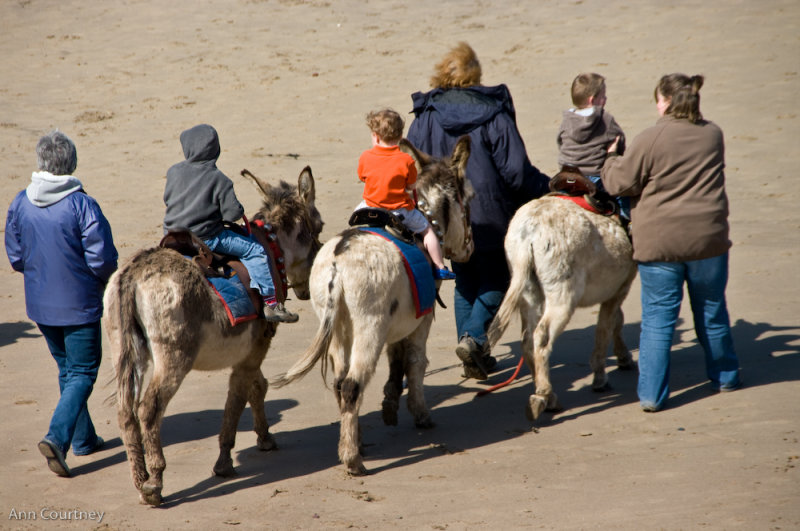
[476,356,525,397]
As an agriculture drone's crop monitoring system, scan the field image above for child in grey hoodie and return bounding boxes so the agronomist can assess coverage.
[557,73,629,219]
[163,124,297,323]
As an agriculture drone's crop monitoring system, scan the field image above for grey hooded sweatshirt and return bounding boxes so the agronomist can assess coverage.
[163,124,244,239]
[556,106,626,176]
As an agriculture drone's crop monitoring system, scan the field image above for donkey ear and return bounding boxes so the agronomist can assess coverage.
[450,135,471,181]
[240,168,273,202]
[399,138,430,175]
[297,166,315,206]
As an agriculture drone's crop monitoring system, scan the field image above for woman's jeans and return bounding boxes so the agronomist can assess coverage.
[452,248,510,349]
[204,229,276,299]
[37,321,102,456]
[637,253,740,411]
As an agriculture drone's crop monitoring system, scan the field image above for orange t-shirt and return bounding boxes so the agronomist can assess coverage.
[357,145,417,211]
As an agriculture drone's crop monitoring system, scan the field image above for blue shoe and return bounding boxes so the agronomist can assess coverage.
[434,267,456,280]
[38,438,71,477]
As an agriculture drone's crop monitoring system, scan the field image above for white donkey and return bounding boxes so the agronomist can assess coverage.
[271,137,473,475]
[486,192,637,422]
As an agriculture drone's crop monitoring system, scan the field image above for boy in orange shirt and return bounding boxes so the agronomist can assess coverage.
[356,108,455,280]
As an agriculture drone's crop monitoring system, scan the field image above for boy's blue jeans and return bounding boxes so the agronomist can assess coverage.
[588,175,630,220]
[637,253,740,411]
[452,249,510,348]
[38,321,102,456]
[205,229,276,299]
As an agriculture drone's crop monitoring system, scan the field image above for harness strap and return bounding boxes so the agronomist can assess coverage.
[251,219,289,301]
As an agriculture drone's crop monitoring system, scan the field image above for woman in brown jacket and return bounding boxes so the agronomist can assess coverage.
[602,73,741,412]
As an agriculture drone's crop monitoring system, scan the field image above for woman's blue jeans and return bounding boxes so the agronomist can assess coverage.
[38,321,102,456]
[637,253,740,411]
[452,248,510,349]
[205,229,276,299]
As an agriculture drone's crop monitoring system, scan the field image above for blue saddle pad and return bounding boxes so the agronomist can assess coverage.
[359,227,435,318]
[207,273,259,326]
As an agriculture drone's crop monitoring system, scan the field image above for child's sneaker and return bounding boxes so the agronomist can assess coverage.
[263,300,299,323]
[434,267,457,280]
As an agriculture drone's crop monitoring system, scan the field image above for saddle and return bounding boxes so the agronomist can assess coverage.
[348,208,416,244]
[348,207,448,310]
[159,224,285,315]
[548,165,618,217]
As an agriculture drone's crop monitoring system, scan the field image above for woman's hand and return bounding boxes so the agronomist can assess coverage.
[607,135,621,154]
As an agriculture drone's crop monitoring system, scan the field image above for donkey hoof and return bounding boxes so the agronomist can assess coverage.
[592,374,610,392]
[381,401,399,426]
[617,358,636,371]
[257,433,278,451]
[140,483,163,507]
[526,395,547,421]
[414,415,435,429]
[213,456,235,477]
[346,461,369,476]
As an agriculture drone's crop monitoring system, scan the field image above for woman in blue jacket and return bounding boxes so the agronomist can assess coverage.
[408,42,550,380]
[5,130,118,477]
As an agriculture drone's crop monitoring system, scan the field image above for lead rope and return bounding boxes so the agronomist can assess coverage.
[476,356,525,397]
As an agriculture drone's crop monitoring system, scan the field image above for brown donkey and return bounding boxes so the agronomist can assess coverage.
[271,138,473,475]
[104,167,323,506]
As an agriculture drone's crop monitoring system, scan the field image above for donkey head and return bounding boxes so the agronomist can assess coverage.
[241,166,324,300]
[400,136,474,263]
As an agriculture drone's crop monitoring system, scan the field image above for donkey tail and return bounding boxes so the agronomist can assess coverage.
[271,262,339,389]
[486,241,535,350]
[107,253,151,421]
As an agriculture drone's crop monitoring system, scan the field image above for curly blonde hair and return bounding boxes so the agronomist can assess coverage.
[430,42,482,89]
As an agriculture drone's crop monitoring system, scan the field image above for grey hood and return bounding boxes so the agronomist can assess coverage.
[26,171,83,207]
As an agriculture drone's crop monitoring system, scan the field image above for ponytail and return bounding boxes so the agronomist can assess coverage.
[655,73,704,123]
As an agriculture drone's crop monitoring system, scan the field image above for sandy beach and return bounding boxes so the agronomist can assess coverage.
[1,0,798,528]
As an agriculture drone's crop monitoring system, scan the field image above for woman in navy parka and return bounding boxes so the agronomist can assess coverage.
[407,42,549,380]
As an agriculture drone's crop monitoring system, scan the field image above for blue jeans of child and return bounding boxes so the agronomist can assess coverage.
[637,253,740,411]
[38,321,103,456]
[205,229,276,299]
[588,175,630,220]
[452,248,510,349]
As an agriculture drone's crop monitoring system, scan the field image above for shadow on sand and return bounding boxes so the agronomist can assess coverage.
[82,317,798,507]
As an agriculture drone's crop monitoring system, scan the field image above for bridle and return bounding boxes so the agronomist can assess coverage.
[416,179,472,257]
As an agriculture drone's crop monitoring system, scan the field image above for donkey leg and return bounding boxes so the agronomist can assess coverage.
[612,306,635,370]
[527,303,573,421]
[382,342,404,427]
[590,300,618,391]
[339,333,382,476]
[214,364,257,477]
[248,368,277,452]
[137,364,188,506]
[403,317,434,429]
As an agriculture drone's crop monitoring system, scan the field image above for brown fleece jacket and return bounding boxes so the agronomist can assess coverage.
[601,114,731,263]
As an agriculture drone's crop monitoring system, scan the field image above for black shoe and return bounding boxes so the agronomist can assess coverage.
[38,439,70,477]
[456,337,489,380]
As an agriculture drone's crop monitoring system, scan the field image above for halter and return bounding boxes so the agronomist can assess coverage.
[416,180,472,255]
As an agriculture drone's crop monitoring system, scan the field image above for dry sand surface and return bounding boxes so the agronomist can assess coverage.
[1,0,799,529]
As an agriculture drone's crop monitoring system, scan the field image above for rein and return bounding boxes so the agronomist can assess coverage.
[251,219,289,300]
